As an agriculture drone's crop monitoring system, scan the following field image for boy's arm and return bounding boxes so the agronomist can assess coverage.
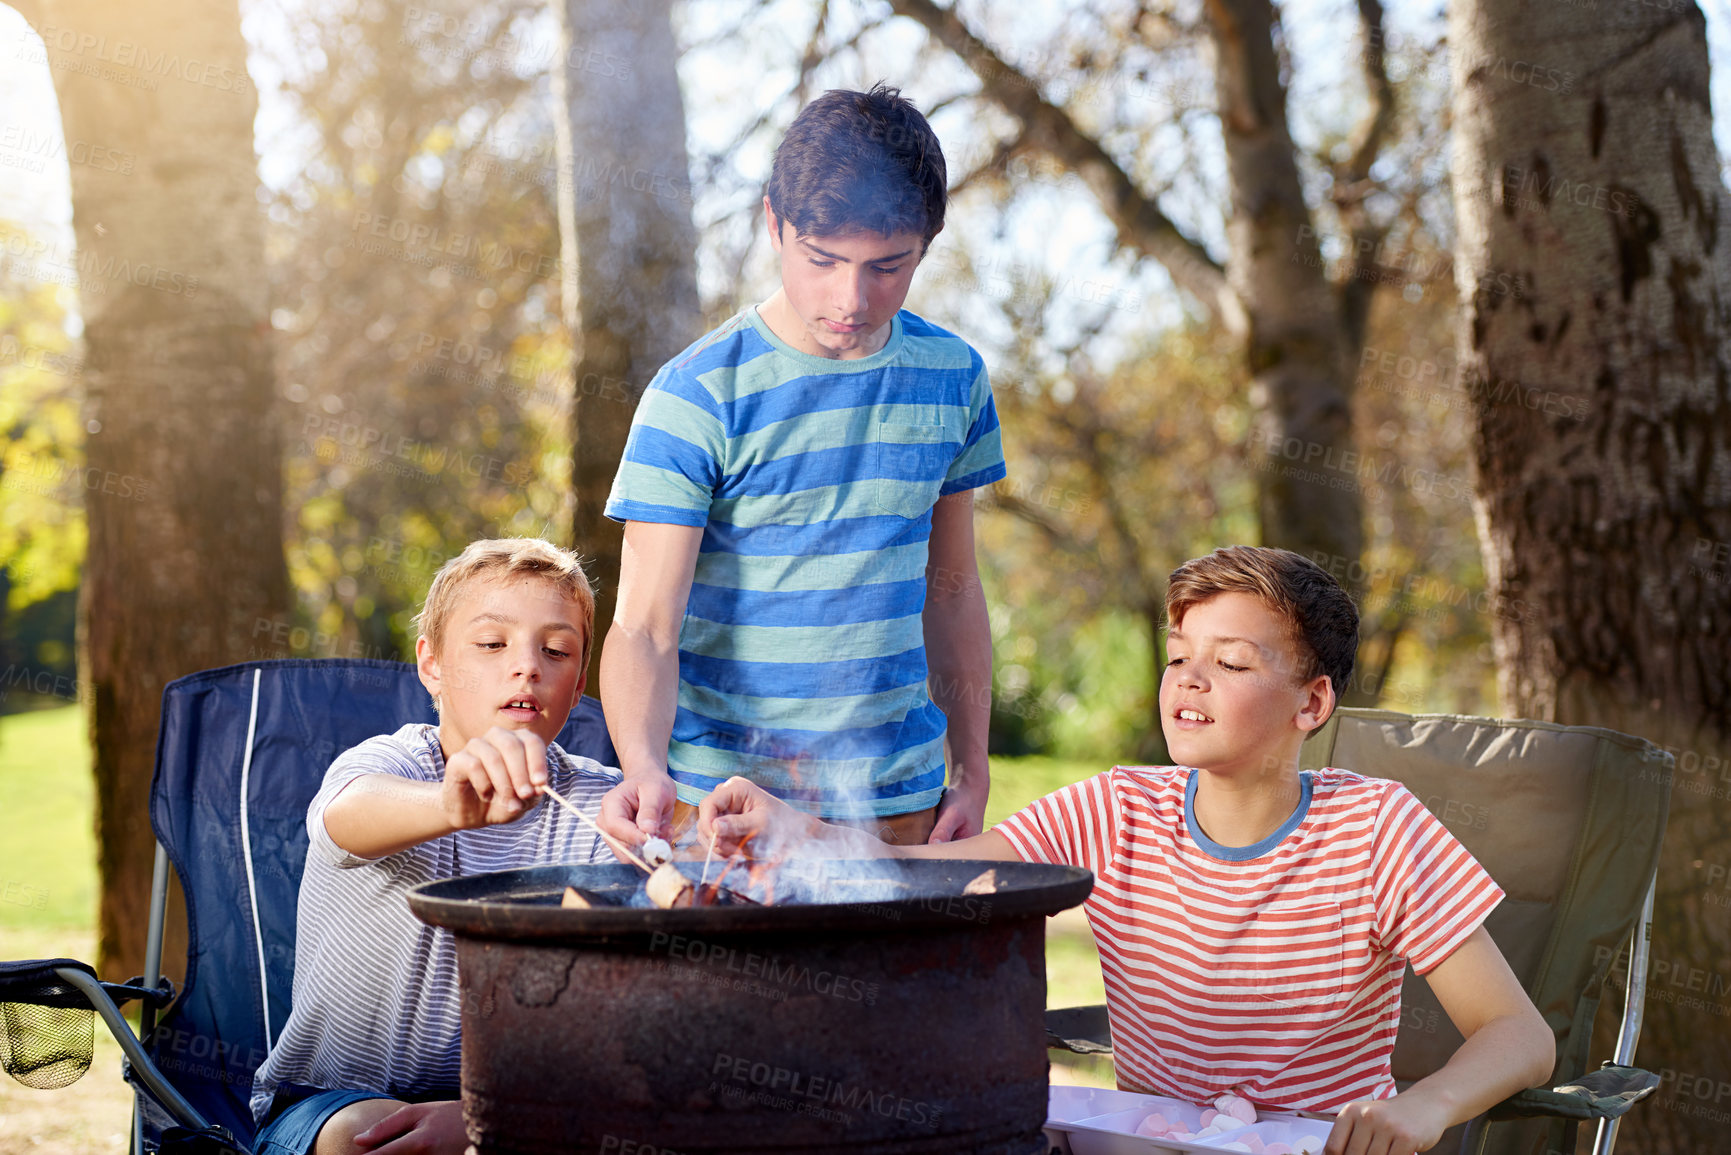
[323,728,553,860]
[698,776,1021,862]
[1325,927,1555,1155]
[924,489,992,842]
[598,519,704,844]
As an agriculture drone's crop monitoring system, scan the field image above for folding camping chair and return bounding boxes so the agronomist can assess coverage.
[0,658,618,1154]
[1044,708,1675,1155]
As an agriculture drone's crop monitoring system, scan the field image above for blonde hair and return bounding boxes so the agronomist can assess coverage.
[414,538,596,664]
[1164,545,1358,693]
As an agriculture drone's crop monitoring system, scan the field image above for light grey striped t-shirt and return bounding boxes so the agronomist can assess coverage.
[249,723,621,1121]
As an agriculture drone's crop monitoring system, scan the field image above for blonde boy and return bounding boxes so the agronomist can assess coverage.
[250,539,621,1155]
[698,546,1555,1155]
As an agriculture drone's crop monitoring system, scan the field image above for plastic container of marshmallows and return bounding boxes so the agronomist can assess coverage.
[1045,1086,1334,1155]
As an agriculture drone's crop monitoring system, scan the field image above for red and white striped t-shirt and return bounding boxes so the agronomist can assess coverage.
[996,766,1503,1111]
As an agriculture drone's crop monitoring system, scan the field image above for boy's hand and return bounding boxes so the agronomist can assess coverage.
[599,769,678,845]
[354,1099,467,1153]
[1324,1089,1452,1155]
[929,777,988,842]
[697,775,815,856]
[441,727,548,831]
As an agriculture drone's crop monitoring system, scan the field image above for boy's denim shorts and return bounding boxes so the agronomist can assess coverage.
[253,1088,396,1155]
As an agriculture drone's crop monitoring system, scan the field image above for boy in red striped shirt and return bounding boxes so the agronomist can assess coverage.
[699,545,1554,1155]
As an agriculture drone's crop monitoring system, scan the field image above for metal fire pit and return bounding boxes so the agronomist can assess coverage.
[409,859,1092,1155]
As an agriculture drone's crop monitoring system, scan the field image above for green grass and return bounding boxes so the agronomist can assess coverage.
[0,704,95,934]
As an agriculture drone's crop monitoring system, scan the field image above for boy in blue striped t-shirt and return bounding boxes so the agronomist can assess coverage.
[599,83,1005,850]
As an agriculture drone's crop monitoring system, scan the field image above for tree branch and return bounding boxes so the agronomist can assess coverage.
[1334,0,1397,351]
[1340,0,1394,189]
[948,128,1025,199]
[886,0,1242,331]
[985,488,1081,552]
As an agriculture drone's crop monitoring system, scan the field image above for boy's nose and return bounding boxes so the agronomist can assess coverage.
[838,271,869,315]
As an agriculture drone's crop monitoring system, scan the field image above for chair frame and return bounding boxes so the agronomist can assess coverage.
[1592,879,1654,1155]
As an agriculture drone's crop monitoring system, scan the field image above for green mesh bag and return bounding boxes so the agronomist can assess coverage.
[0,961,96,1090]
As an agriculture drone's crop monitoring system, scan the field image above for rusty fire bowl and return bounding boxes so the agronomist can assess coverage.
[409,859,1092,1155]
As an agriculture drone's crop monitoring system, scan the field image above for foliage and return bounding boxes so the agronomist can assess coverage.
[0,225,82,616]
[254,0,577,661]
[0,0,1499,748]
[972,318,1251,759]
[0,222,84,707]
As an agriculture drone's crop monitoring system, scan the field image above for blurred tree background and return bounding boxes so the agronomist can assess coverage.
[0,0,1502,758]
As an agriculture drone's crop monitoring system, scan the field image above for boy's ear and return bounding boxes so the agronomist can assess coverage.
[1295,674,1336,734]
[921,221,943,257]
[571,631,590,706]
[416,635,442,706]
[763,196,784,251]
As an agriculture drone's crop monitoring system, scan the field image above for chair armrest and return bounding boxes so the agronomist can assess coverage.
[1045,1004,1113,1055]
[1486,1062,1662,1122]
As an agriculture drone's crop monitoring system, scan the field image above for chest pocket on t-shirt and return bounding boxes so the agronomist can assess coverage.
[875,418,952,518]
[1209,900,1347,1011]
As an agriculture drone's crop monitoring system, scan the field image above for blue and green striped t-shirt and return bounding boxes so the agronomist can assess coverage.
[604,307,1007,818]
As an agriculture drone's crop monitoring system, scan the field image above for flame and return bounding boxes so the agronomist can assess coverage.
[691,831,754,907]
[741,830,779,906]
[689,828,791,907]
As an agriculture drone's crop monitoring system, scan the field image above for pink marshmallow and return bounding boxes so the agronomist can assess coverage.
[1213,1092,1258,1124]
[1134,1112,1172,1137]
[1201,1109,1219,1126]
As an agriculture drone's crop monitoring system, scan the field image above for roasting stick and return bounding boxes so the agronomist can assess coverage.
[537,785,653,873]
[700,833,718,889]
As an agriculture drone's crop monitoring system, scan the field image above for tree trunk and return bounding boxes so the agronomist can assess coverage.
[1203,0,1363,577]
[1449,6,1731,1150]
[26,0,288,978]
[550,0,701,690]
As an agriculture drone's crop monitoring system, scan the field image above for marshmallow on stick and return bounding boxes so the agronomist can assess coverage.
[645,862,695,909]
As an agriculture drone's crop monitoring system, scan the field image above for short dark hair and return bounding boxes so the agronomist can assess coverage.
[766,82,947,248]
[1164,546,1359,697]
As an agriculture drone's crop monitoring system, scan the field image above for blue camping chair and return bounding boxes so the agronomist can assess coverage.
[0,658,617,1153]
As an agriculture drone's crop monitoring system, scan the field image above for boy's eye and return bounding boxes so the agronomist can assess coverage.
[809,259,835,268]
[476,641,505,650]
[872,265,901,275]
[1220,661,1248,672]
[543,646,570,659]
[1165,657,1185,667]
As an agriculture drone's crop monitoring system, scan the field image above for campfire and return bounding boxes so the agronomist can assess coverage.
[409,852,1091,1154]
[538,783,1002,914]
